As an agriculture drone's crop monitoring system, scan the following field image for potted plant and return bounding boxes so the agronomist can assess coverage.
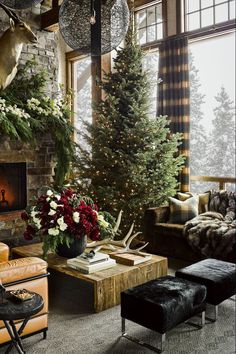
[21,188,116,258]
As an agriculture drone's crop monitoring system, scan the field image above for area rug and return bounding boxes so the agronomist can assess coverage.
[1,270,235,354]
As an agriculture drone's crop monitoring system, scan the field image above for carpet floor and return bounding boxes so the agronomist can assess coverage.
[0,261,235,354]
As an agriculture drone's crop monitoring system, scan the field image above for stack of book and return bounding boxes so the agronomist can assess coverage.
[67,252,116,274]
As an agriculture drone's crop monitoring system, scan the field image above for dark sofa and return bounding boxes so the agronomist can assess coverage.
[144,206,200,262]
[144,190,236,263]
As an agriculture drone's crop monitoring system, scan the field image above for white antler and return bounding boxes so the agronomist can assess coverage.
[115,232,149,256]
[87,211,148,254]
[113,209,123,234]
[87,221,135,250]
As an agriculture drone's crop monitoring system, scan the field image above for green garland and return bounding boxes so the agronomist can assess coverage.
[0,60,76,187]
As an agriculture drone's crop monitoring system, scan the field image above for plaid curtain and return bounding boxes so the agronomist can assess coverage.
[157,36,190,192]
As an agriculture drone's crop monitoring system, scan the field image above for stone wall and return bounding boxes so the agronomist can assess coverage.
[0,135,55,247]
[0,6,59,246]
[0,5,59,93]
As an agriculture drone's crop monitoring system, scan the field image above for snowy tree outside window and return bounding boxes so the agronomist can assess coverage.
[189,32,235,192]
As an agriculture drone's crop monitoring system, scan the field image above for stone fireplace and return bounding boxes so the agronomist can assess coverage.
[0,5,63,247]
[0,135,55,247]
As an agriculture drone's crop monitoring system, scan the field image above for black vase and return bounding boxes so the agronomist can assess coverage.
[56,236,87,258]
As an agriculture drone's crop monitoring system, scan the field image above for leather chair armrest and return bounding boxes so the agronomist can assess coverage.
[145,206,170,225]
[0,257,47,285]
[0,242,9,263]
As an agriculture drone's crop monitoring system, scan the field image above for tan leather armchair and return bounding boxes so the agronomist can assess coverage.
[0,242,49,345]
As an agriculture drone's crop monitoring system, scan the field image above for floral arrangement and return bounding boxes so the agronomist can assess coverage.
[21,188,116,258]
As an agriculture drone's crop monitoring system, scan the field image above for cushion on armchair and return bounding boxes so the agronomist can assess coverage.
[0,257,47,284]
[168,196,199,224]
[0,242,9,263]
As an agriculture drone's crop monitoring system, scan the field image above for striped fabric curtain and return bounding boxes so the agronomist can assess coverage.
[157,36,190,192]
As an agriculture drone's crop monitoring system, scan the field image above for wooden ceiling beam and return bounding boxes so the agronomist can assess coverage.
[40,0,155,31]
[41,2,60,31]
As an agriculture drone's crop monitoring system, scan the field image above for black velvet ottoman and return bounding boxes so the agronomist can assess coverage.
[176,258,236,321]
[121,275,206,352]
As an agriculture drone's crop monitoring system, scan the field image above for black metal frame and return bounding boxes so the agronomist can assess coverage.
[0,327,48,349]
[0,273,49,348]
[3,273,50,288]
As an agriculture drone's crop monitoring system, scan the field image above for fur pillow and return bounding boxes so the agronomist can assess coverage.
[168,196,199,224]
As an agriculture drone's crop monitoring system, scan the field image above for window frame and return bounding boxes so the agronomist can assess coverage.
[134,0,167,47]
[66,51,93,142]
[179,0,236,35]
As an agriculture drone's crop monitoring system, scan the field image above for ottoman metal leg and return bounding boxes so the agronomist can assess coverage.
[121,318,165,353]
[207,305,218,322]
[185,310,206,329]
[214,305,218,321]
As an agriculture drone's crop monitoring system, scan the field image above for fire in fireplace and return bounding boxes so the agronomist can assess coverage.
[0,163,27,213]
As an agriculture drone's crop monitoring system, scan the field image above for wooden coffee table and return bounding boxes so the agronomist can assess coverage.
[11,243,168,313]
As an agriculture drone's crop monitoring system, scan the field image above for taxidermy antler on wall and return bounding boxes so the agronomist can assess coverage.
[0,3,37,90]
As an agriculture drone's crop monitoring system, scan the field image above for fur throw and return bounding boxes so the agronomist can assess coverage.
[184,211,236,260]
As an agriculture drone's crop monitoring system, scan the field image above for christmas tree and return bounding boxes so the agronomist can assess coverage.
[189,53,207,177]
[76,27,185,231]
[207,87,235,177]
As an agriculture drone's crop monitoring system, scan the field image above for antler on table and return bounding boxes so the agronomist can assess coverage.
[115,232,149,256]
[87,210,148,254]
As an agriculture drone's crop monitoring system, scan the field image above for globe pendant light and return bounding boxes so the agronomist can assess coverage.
[59,0,130,56]
[0,0,42,9]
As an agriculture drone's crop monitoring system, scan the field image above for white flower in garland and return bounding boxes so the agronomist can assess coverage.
[0,98,30,120]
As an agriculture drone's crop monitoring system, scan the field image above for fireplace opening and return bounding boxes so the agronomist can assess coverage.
[0,163,27,213]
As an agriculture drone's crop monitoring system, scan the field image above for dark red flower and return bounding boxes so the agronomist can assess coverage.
[21,211,29,221]
[26,225,36,235]
[24,231,33,240]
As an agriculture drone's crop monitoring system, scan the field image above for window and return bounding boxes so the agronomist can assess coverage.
[189,31,235,192]
[67,55,92,145]
[135,1,164,45]
[183,0,236,31]
[142,50,159,117]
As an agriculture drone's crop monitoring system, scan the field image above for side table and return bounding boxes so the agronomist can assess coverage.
[0,292,44,354]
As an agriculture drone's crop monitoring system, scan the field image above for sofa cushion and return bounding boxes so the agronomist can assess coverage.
[0,257,47,284]
[168,196,199,224]
[178,192,210,214]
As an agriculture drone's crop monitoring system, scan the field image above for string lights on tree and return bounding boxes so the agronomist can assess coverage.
[75,22,185,232]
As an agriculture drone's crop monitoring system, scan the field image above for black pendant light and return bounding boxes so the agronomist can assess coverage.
[0,0,42,9]
[59,0,130,56]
